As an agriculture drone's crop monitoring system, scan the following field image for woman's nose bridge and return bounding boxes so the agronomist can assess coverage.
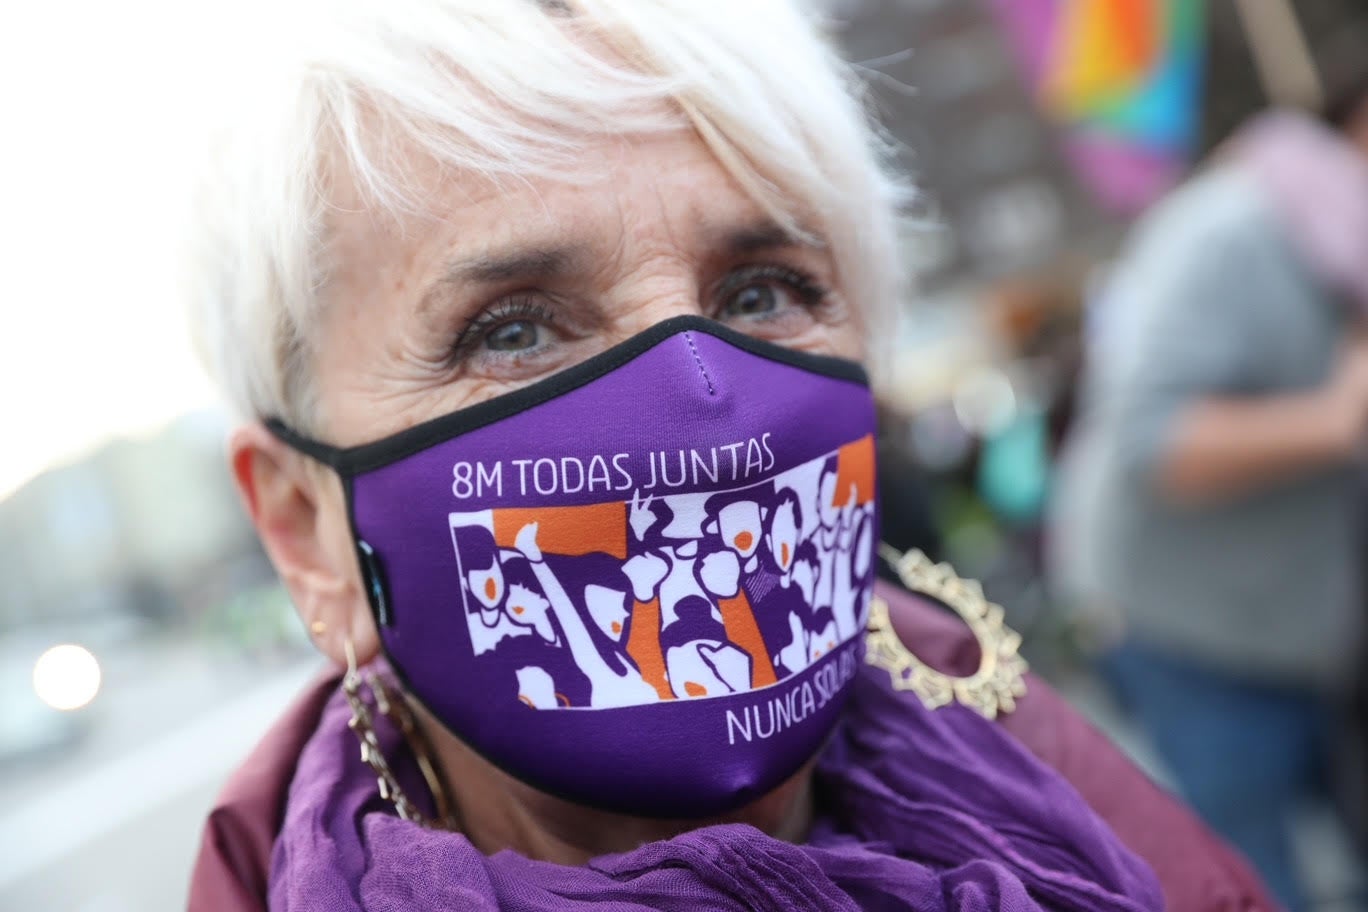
[611,279,709,340]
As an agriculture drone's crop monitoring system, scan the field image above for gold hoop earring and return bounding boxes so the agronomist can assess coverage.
[342,639,458,829]
[866,546,1028,720]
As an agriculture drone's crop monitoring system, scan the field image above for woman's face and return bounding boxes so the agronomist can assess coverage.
[312,129,866,446]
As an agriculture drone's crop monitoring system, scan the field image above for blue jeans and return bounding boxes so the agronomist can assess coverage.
[1104,641,1332,912]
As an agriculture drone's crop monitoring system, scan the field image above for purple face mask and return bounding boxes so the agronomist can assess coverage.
[270,316,879,817]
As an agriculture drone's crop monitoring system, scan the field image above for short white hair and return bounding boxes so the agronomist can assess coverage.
[187,0,910,432]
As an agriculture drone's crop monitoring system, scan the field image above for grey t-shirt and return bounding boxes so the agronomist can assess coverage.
[1051,169,1363,688]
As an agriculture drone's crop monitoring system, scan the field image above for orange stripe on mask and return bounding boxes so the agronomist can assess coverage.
[718,590,777,688]
[831,434,875,508]
[493,502,628,560]
[626,597,673,700]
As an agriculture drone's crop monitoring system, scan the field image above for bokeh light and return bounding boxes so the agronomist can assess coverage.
[32,644,102,712]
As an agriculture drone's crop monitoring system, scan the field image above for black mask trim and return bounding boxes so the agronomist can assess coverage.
[265,315,868,477]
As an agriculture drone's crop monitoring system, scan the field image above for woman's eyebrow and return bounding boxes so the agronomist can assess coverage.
[447,244,588,284]
[416,220,818,314]
[416,244,588,316]
[713,219,822,255]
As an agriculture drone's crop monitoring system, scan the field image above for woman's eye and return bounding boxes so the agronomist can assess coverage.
[723,284,782,318]
[717,266,828,322]
[450,297,557,365]
[486,319,541,352]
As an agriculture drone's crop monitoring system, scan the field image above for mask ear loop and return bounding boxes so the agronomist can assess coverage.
[340,639,459,829]
[869,546,1029,720]
[263,418,351,471]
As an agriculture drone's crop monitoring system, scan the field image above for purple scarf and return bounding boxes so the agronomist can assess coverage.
[269,660,1162,911]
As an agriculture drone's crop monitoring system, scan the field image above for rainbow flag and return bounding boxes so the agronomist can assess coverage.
[992,0,1206,214]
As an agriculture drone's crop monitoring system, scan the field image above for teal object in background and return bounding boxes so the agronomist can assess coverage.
[978,410,1051,525]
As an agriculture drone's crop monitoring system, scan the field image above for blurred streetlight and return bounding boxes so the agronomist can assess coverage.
[32,644,102,712]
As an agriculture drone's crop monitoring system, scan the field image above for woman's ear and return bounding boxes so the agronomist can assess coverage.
[228,423,381,667]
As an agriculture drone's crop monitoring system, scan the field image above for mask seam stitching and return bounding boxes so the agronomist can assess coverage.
[682,331,716,395]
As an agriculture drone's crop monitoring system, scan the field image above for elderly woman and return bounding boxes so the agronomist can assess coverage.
[186,2,1272,910]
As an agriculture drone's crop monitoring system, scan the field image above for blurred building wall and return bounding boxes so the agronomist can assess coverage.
[0,412,259,629]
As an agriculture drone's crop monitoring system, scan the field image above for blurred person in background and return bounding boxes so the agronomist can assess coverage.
[182,2,1275,910]
[1050,31,1368,912]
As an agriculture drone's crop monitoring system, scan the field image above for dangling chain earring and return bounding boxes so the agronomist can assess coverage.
[342,640,459,829]
[866,545,1029,720]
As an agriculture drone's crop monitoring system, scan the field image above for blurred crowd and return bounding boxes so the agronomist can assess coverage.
[1049,83,1368,912]
[874,1,1368,908]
